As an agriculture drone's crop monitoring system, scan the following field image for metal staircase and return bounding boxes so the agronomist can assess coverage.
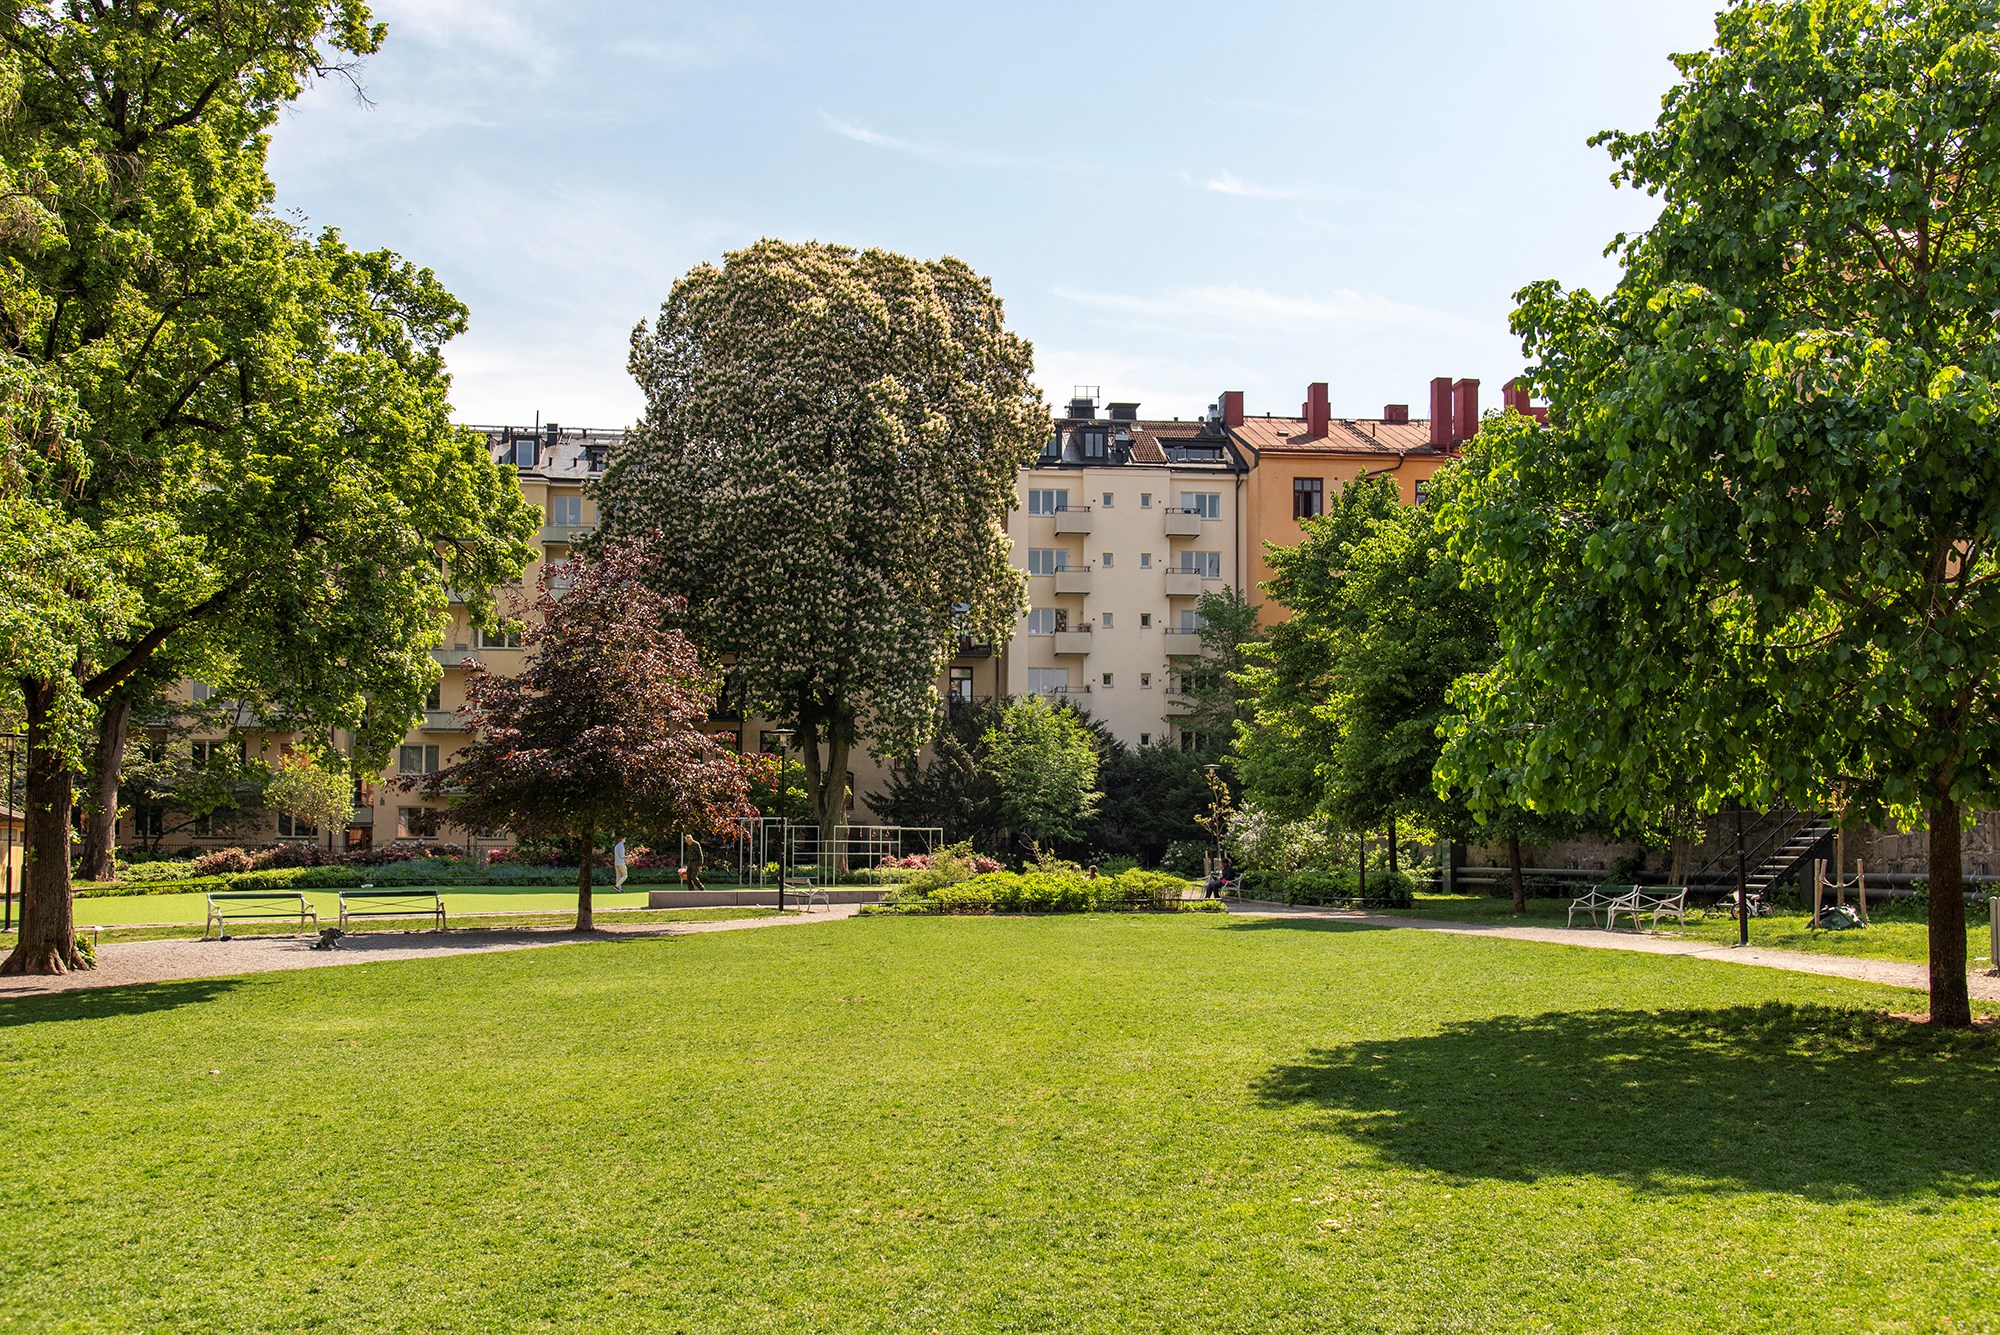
[1687,807,1834,900]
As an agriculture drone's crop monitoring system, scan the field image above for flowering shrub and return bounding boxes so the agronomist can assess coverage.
[249,842,332,870]
[192,848,252,876]
[876,846,1002,875]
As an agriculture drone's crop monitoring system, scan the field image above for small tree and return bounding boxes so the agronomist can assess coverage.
[982,696,1101,853]
[414,540,752,929]
[264,751,355,843]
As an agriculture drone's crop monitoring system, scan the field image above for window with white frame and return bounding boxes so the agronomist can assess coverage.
[1180,492,1222,519]
[1139,553,1153,569]
[1140,493,1153,508]
[1179,610,1208,633]
[1101,673,1114,688]
[550,495,583,527]
[1141,672,1153,689]
[1102,492,1114,508]
[277,813,317,839]
[1101,613,1114,629]
[477,627,523,649]
[1025,608,1061,635]
[1140,613,1153,628]
[399,744,441,775]
[1180,551,1222,578]
[1027,489,1070,515]
[1027,667,1069,694]
[1101,552,1114,568]
[1026,548,1068,576]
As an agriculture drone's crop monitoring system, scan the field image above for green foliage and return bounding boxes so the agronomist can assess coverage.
[1173,587,1263,756]
[867,699,1005,847]
[1089,738,1210,867]
[1434,0,2000,1021]
[1237,867,1416,909]
[1225,803,1349,875]
[262,753,354,837]
[877,867,1213,915]
[982,696,1102,848]
[599,239,1047,835]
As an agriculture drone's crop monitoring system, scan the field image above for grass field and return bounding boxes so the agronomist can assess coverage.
[3,915,1998,1332]
[1388,891,1999,967]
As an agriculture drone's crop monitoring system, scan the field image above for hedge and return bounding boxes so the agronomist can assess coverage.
[871,868,1222,916]
[74,860,687,898]
[1233,868,1415,910]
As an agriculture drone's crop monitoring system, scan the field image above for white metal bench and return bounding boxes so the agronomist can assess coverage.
[338,888,447,932]
[1605,886,1688,931]
[205,890,318,940]
[1567,885,1629,928]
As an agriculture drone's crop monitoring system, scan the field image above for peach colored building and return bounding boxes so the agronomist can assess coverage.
[1223,378,1481,618]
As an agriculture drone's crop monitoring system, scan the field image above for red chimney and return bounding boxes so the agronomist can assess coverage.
[1220,390,1245,428]
[1302,382,1330,439]
[1429,377,1455,448]
[1384,404,1410,425]
[1452,378,1480,444]
[1503,378,1531,416]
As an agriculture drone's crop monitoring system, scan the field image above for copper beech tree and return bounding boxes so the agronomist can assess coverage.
[411,541,753,930]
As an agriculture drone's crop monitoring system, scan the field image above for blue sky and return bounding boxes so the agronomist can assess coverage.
[267,0,1724,430]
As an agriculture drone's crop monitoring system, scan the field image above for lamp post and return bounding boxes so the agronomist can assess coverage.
[3,733,20,935]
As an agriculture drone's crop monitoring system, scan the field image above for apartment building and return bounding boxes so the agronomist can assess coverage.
[1225,378,1477,611]
[1005,392,1249,751]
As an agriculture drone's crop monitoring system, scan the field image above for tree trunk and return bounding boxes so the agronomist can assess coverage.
[1,679,86,975]
[817,718,852,873]
[1387,817,1399,876]
[576,822,596,932]
[1927,794,1971,1028]
[77,695,132,884]
[1508,833,1526,916]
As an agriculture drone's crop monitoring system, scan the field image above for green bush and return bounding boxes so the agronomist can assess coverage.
[115,859,199,883]
[74,859,688,898]
[1095,856,1142,877]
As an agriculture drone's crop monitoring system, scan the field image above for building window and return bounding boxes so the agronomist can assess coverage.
[512,438,537,469]
[1039,436,1060,462]
[1102,492,1114,508]
[425,682,442,712]
[477,627,523,649]
[1140,613,1153,628]
[1141,672,1153,689]
[1179,492,1222,519]
[1414,480,1430,505]
[1140,493,1153,508]
[1101,612,1114,629]
[1101,673,1114,688]
[1026,548,1068,576]
[586,446,608,473]
[1140,732,1152,746]
[1025,608,1062,636]
[1082,429,1108,460]
[396,807,428,840]
[948,666,975,703]
[399,744,441,775]
[551,495,583,527]
[1027,489,1070,516]
[1139,553,1152,569]
[134,805,165,838]
[1294,477,1325,520]
[191,681,213,702]
[1027,667,1069,694]
[1179,610,1208,633]
[1101,552,1114,568]
[191,739,237,766]
[277,813,317,839]
[1180,551,1222,579]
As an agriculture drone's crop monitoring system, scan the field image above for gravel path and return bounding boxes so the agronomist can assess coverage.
[0,906,860,1000]
[1227,900,2000,1000]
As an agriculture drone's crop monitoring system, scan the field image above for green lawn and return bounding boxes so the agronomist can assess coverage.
[4,906,778,949]
[3,916,1997,1332]
[1388,892,1999,968]
[63,884,659,927]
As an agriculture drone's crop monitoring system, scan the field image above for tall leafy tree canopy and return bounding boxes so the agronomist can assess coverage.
[414,541,753,930]
[981,695,1102,851]
[1438,0,2000,1023]
[0,4,537,973]
[598,240,1046,842]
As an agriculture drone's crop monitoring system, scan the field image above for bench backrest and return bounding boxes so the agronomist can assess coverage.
[340,889,443,901]
[208,891,310,903]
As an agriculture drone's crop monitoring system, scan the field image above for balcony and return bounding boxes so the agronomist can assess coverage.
[1054,566,1094,595]
[1163,628,1206,656]
[419,710,466,733]
[1052,630,1094,656]
[1165,571,1208,598]
[1053,506,1094,535]
[539,522,596,546]
[1163,508,1204,537]
[435,646,477,667]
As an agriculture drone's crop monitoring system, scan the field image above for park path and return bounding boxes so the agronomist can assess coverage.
[1226,900,2000,1001]
[0,906,861,1001]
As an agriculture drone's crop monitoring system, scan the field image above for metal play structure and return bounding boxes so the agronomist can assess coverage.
[719,818,946,889]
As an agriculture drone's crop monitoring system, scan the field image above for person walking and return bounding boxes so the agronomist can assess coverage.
[680,833,707,893]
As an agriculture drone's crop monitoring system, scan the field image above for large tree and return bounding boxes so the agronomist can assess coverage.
[413,541,754,930]
[597,240,1046,847]
[0,6,537,973]
[1441,0,2000,1024]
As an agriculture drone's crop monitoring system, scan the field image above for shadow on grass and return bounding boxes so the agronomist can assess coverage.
[0,977,251,1026]
[1222,917,1398,934]
[1255,1003,2000,1201]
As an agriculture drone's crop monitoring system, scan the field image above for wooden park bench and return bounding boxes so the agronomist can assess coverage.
[338,888,447,933]
[204,890,318,940]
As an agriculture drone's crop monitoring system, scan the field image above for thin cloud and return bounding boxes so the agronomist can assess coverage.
[819,112,1039,171]
[1204,170,1318,202]
[1053,283,1492,337]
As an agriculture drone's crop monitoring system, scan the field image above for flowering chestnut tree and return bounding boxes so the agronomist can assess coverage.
[597,240,1046,846]
[411,540,753,929]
